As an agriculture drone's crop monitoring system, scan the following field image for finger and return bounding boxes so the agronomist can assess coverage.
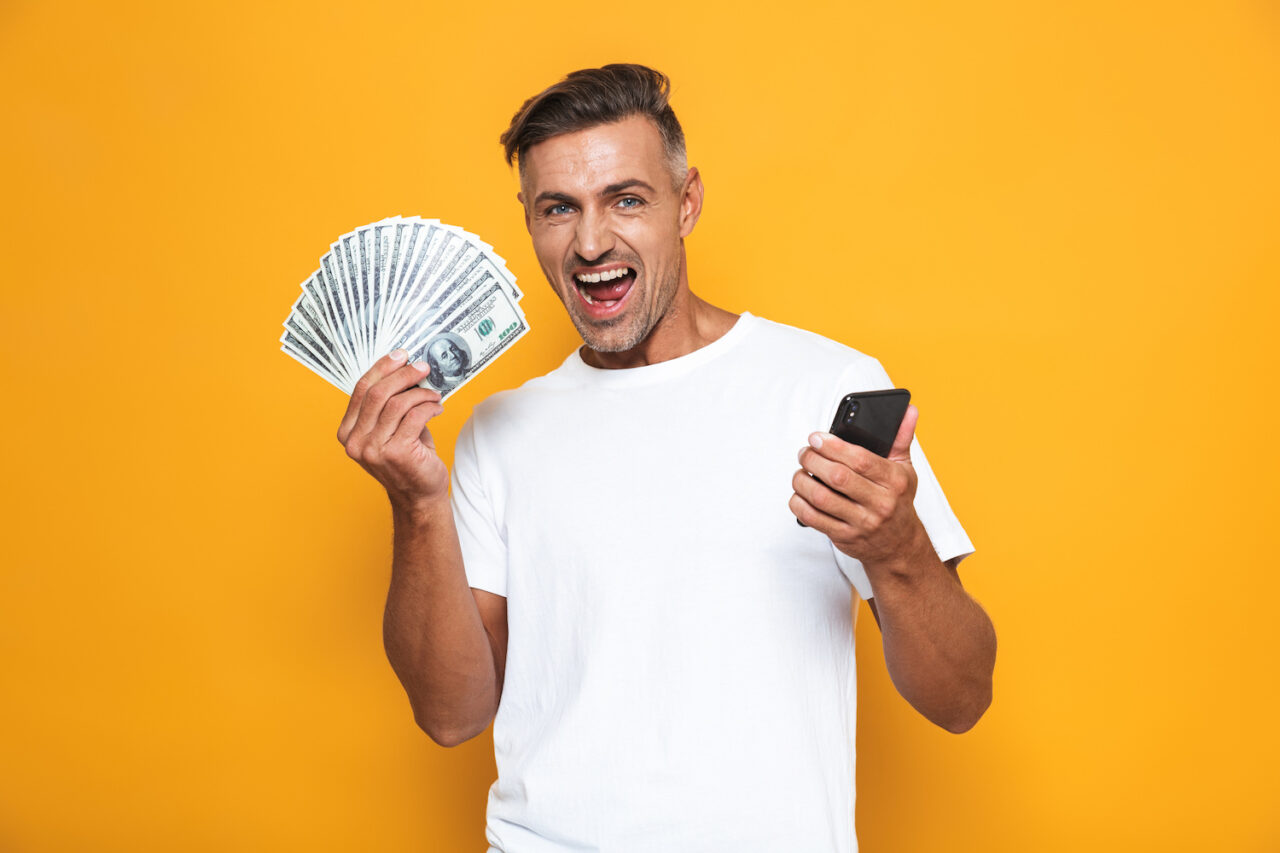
[788,490,859,539]
[393,398,445,445]
[797,444,880,505]
[887,404,918,463]
[804,431,896,492]
[792,466,871,528]
[349,361,432,441]
[338,349,408,442]
[368,386,440,446]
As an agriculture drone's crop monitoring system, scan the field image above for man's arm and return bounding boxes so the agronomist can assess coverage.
[338,350,506,746]
[790,406,996,733]
[862,556,994,733]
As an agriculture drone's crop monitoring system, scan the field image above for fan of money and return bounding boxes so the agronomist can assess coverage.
[280,216,529,399]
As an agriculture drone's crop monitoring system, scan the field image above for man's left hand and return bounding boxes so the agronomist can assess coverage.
[790,404,934,572]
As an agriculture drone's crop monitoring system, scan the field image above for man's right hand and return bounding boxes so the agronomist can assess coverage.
[337,350,448,510]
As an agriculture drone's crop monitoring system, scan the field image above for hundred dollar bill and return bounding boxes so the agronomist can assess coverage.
[282,293,349,387]
[289,286,337,357]
[404,282,529,400]
[389,255,516,358]
[281,334,348,393]
[378,219,444,349]
[388,221,521,342]
[338,230,370,360]
[283,216,528,401]
[376,218,415,337]
[438,222,522,302]
[381,226,466,347]
[321,244,360,366]
[306,265,360,376]
[367,218,401,358]
[394,235,483,340]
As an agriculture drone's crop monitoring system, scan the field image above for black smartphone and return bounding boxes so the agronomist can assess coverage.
[829,389,912,458]
[797,388,911,527]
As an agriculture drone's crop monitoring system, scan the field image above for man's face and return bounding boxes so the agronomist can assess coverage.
[519,115,701,356]
[429,338,463,374]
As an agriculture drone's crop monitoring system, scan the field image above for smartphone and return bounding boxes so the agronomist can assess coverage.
[829,389,912,458]
[797,388,911,527]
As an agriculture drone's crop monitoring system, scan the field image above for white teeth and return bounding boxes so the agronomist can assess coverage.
[576,267,630,284]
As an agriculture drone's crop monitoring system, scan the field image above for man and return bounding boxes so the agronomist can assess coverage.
[337,64,995,852]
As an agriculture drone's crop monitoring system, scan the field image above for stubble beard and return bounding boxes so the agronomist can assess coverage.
[557,256,682,355]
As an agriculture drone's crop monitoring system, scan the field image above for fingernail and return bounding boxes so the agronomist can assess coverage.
[809,432,827,449]
[390,349,407,362]
[412,360,430,372]
[798,446,807,463]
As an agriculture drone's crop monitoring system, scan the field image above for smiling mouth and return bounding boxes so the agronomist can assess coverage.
[574,266,636,306]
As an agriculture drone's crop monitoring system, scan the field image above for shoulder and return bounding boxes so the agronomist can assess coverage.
[460,348,581,443]
[741,314,890,385]
[746,314,879,362]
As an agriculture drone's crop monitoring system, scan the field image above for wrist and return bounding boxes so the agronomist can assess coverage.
[860,525,939,587]
[390,493,452,528]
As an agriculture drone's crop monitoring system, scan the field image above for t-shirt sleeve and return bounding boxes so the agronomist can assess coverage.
[451,415,508,597]
[825,360,974,600]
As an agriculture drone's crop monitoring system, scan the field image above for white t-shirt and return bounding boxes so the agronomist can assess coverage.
[451,313,973,852]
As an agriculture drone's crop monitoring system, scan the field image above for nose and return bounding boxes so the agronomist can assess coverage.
[573,207,615,263]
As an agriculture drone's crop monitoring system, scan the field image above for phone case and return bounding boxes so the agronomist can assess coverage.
[829,389,911,457]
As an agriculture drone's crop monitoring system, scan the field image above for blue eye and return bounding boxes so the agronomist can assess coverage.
[548,203,573,216]
[618,197,642,209]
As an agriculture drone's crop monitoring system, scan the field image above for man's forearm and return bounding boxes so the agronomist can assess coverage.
[866,536,996,733]
[383,498,499,746]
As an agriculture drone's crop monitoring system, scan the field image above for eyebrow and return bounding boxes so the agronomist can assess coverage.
[533,190,578,206]
[533,179,658,207]
[602,179,657,196]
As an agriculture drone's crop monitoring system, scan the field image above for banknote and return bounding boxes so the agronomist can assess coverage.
[388,257,517,357]
[281,334,345,393]
[305,266,360,375]
[404,282,530,399]
[281,216,528,398]
[283,290,348,387]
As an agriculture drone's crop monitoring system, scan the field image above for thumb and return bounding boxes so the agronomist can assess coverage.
[888,404,918,463]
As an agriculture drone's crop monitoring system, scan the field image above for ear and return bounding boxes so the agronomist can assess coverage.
[517,191,531,232]
[678,167,704,238]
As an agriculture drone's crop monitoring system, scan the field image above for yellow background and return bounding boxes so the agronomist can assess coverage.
[3,0,1277,849]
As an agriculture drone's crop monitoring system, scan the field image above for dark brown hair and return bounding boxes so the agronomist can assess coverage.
[500,64,687,182]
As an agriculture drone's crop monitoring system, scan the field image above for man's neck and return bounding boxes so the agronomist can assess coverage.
[581,291,739,370]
